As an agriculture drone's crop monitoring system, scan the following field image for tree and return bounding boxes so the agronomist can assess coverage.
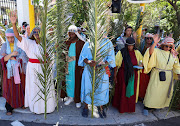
[166,0,180,40]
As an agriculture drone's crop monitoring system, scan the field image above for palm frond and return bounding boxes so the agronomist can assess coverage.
[135,9,146,32]
[86,0,113,117]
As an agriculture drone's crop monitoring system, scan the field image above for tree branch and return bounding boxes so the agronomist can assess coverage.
[167,0,178,11]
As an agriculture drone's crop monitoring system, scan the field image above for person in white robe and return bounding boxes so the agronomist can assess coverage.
[10,11,56,114]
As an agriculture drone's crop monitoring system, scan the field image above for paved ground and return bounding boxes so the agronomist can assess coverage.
[0,97,180,126]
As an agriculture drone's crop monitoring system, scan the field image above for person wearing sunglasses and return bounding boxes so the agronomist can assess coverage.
[9,11,56,114]
[139,33,154,100]
[142,35,180,116]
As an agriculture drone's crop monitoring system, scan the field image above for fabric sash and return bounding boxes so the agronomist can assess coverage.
[65,56,76,74]
[29,58,41,63]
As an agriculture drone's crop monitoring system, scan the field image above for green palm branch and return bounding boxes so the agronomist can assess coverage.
[34,0,53,119]
[135,9,146,32]
[54,0,71,111]
[86,0,112,118]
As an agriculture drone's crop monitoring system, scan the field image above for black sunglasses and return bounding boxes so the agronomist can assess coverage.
[164,45,172,49]
[145,37,153,40]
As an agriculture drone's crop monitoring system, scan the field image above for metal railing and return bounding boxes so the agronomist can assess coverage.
[0,0,17,25]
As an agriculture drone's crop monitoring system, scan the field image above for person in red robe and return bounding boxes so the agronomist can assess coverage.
[113,37,143,113]
[0,29,28,115]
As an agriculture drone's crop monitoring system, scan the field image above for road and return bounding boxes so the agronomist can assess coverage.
[0,116,180,126]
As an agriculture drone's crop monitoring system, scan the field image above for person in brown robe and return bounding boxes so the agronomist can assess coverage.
[60,25,85,108]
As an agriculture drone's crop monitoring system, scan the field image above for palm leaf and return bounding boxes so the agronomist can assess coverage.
[86,0,113,117]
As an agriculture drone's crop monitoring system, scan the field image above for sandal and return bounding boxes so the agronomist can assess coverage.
[98,106,107,118]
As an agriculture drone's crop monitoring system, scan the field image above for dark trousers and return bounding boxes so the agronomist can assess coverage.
[144,106,153,110]
[5,102,14,112]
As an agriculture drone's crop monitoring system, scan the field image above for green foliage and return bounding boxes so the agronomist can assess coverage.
[35,0,53,119]
[55,0,70,111]
[135,9,146,32]
[67,0,88,26]
[172,81,180,110]
[86,0,112,118]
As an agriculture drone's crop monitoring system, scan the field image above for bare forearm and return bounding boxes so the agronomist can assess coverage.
[149,43,156,55]
[4,54,12,62]
[12,23,22,42]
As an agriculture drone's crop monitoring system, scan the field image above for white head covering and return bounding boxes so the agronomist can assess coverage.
[68,25,85,42]
[145,33,154,38]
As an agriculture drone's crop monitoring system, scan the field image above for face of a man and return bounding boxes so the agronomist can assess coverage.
[145,37,153,44]
[7,36,14,43]
[33,29,40,39]
[68,32,76,39]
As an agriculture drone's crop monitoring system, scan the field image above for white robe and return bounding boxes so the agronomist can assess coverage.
[17,37,56,114]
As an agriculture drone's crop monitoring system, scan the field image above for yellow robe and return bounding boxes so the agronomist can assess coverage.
[143,48,180,108]
[116,50,143,102]
[10,43,14,52]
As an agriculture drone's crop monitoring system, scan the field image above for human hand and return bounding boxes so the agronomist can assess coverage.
[9,11,17,24]
[2,53,7,57]
[153,34,161,45]
[88,60,96,67]
[133,32,137,39]
[11,51,18,57]
[114,75,117,84]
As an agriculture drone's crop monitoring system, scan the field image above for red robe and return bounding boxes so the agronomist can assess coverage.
[139,70,150,98]
[113,50,138,113]
[1,57,25,108]
[139,47,150,99]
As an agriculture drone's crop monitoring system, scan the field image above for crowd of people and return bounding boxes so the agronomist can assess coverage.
[0,11,180,119]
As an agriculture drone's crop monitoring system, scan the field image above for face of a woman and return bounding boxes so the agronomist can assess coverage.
[27,26,30,34]
[145,37,153,44]
[128,45,134,51]
[7,36,14,43]
[163,44,172,51]
[125,28,132,37]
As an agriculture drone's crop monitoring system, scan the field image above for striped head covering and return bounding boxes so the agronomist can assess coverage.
[161,37,178,58]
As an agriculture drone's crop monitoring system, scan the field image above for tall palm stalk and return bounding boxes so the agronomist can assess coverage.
[86,0,111,118]
[34,0,53,119]
[55,0,70,111]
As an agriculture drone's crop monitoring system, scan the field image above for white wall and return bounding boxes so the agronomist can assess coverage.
[17,0,29,27]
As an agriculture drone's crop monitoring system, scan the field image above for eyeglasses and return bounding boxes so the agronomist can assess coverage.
[146,37,153,40]
[164,45,172,49]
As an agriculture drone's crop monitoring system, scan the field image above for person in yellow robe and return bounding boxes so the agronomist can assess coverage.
[143,35,180,116]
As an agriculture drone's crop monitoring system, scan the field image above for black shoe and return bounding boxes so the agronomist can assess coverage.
[82,108,89,118]
[98,107,107,118]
